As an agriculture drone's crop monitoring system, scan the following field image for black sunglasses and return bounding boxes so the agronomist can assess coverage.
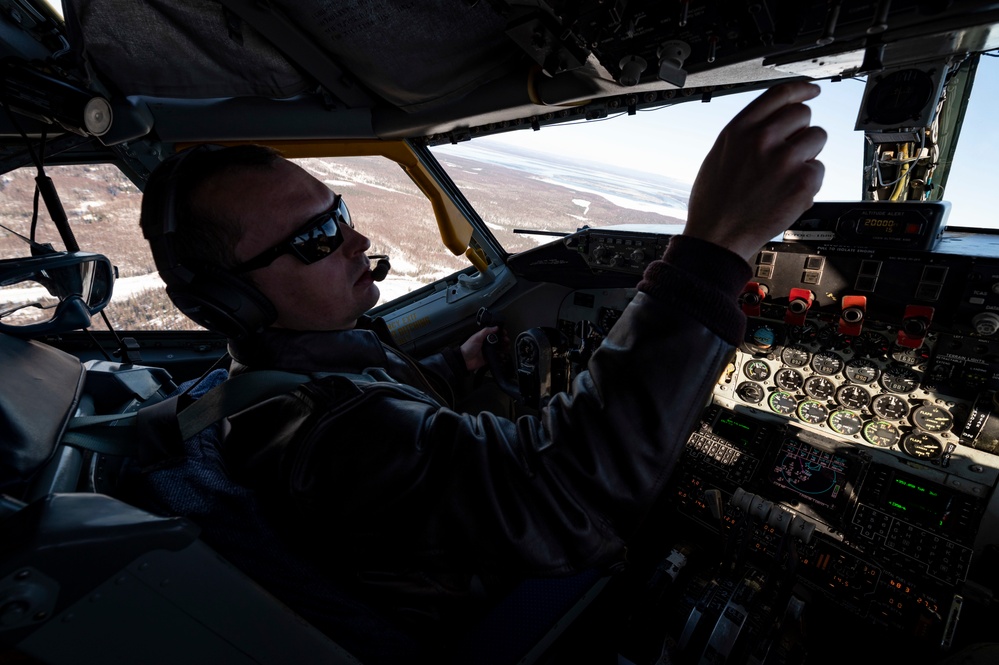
[231,195,353,274]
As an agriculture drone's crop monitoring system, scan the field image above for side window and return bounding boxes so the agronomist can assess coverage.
[0,157,464,332]
[0,163,199,332]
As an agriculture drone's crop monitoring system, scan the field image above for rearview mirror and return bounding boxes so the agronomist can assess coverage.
[0,252,115,336]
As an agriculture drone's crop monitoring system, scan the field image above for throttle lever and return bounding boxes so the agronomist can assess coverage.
[483,331,524,405]
[477,307,524,404]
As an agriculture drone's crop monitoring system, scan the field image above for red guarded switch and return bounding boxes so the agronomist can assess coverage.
[784,288,813,326]
[839,295,867,336]
[897,305,934,349]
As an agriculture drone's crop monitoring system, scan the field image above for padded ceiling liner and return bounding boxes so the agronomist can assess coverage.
[66,0,519,111]
[67,0,309,99]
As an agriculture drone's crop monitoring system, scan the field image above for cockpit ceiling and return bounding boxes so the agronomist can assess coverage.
[28,1,999,144]
[67,0,519,109]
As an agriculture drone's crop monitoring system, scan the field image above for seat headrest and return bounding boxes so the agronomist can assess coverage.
[0,334,85,496]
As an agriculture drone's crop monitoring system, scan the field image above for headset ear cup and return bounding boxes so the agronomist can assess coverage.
[166,269,276,339]
[141,144,282,339]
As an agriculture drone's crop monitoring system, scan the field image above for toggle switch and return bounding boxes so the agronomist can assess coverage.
[739,282,766,317]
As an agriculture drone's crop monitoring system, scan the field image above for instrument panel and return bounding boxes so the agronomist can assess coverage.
[507,215,999,662]
[517,217,999,503]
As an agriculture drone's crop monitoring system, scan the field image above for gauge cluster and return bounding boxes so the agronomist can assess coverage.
[721,319,963,466]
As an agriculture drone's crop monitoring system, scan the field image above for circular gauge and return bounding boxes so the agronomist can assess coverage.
[597,308,622,330]
[781,345,811,368]
[736,381,765,404]
[797,399,829,424]
[768,391,797,415]
[911,404,954,433]
[803,375,835,400]
[853,331,890,359]
[880,364,920,393]
[836,384,871,410]
[901,431,944,460]
[863,420,900,448]
[743,359,771,381]
[817,326,851,351]
[787,322,819,345]
[774,368,804,391]
[811,351,844,376]
[871,393,910,421]
[844,358,880,384]
[745,323,781,353]
[829,410,863,436]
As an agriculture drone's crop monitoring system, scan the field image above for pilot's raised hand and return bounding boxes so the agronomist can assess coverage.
[682,81,827,263]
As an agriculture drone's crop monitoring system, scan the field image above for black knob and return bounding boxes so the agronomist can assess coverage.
[903,316,929,336]
[842,307,864,324]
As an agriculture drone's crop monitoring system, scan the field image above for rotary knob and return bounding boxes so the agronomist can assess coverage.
[973,311,999,335]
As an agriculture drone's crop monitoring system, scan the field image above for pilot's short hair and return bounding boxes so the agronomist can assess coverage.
[140,144,284,271]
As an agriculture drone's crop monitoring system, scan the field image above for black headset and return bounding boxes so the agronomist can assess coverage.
[141,144,278,340]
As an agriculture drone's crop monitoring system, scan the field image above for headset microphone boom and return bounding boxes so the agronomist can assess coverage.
[368,254,391,282]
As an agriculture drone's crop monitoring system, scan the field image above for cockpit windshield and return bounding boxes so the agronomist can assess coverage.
[432,51,999,248]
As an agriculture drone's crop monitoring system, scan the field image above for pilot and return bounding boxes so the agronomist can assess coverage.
[138,82,826,658]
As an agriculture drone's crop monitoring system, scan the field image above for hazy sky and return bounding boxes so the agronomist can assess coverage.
[482,55,999,230]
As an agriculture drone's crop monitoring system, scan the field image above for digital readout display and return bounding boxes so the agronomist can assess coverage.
[770,438,851,514]
[712,411,759,450]
[884,473,954,534]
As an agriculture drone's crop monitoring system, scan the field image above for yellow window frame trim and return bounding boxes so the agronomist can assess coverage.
[177,139,486,271]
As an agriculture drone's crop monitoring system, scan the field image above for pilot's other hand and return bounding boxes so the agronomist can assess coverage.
[461,325,501,372]
[683,81,827,263]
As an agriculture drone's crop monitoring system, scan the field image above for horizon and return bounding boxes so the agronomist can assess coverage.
[438,55,999,231]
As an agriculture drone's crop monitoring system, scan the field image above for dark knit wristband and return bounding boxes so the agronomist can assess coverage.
[636,235,753,346]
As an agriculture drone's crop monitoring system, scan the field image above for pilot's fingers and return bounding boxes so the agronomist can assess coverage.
[462,325,500,371]
[737,94,826,197]
[786,124,828,162]
[730,81,821,128]
[762,100,816,146]
[775,118,828,201]
[682,83,827,262]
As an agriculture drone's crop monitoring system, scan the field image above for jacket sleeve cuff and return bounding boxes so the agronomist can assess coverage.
[636,235,752,346]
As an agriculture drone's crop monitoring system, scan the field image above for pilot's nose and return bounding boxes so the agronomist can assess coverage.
[340,222,371,256]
